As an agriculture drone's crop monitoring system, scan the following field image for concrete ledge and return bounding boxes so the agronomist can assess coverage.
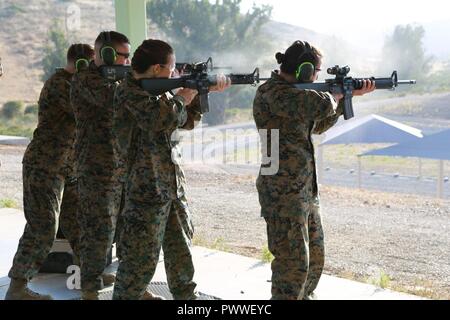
[0,135,30,146]
[0,208,425,300]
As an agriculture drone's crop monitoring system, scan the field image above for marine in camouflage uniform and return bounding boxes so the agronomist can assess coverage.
[112,74,200,300]
[70,62,123,293]
[7,68,80,298]
[253,71,344,300]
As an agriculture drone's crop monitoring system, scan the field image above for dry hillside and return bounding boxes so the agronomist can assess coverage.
[0,0,116,105]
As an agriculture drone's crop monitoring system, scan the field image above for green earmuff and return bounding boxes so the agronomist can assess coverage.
[100,46,117,66]
[296,62,315,83]
[294,41,316,83]
[100,32,117,66]
[74,44,90,72]
[75,58,89,72]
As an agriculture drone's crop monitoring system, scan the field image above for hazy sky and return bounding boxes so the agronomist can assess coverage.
[240,0,450,56]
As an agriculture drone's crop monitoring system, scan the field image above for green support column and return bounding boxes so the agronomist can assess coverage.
[115,0,148,54]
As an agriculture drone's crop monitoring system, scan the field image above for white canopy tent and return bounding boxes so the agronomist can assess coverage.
[361,129,450,199]
[315,114,424,185]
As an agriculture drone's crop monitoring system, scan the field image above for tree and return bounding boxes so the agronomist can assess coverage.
[379,24,432,82]
[42,21,69,81]
[147,0,273,125]
[147,0,272,61]
[1,101,24,119]
[24,104,39,116]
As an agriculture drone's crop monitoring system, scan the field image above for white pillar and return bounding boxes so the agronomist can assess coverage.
[418,158,422,180]
[438,160,444,199]
[317,145,324,185]
[358,156,362,189]
[115,0,148,55]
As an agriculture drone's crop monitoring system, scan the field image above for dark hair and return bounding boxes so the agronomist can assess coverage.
[132,39,174,74]
[67,43,95,63]
[276,40,323,75]
[95,31,130,48]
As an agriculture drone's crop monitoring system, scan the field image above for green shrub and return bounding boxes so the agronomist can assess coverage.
[1,4,26,18]
[0,124,34,138]
[42,21,69,81]
[1,101,24,119]
[261,246,274,263]
[24,104,39,115]
[0,199,18,209]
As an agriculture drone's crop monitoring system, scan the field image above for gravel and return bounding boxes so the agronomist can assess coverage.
[1,145,449,299]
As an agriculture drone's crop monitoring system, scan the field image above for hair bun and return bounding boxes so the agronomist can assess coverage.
[275,52,285,64]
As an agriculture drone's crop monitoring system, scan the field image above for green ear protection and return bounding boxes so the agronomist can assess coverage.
[74,44,89,72]
[295,41,316,83]
[100,31,118,66]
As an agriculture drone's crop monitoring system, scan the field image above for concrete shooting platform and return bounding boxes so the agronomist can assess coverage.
[0,208,424,300]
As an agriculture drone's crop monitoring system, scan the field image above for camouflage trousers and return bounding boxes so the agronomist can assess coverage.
[8,166,79,281]
[59,177,80,263]
[265,203,325,300]
[77,174,124,292]
[113,197,196,300]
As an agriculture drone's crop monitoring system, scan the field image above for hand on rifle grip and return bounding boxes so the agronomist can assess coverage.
[176,88,198,106]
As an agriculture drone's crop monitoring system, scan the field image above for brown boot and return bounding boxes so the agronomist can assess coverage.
[141,290,165,300]
[81,291,100,300]
[101,273,116,286]
[4,278,53,300]
[303,292,318,300]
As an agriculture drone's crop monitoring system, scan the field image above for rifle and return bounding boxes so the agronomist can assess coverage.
[288,65,417,120]
[99,65,131,82]
[140,58,261,114]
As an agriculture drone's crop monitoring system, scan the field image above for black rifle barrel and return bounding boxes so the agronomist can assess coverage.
[398,80,417,84]
[140,70,261,96]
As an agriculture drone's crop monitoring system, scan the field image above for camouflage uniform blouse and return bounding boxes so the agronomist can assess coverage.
[253,71,344,217]
[23,69,75,174]
[70,62,119,178]
[113,74,202,206]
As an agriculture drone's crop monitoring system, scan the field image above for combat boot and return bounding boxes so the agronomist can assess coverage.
[141,290,166,300]
[101,273,116,286]
[173,291,200,300]
[81,291,100,300]
[303,292,318,300]
[4,278,53,300]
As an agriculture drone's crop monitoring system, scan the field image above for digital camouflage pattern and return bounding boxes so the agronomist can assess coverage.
[59,178,80,263]
[265,205,324,300]
[253,71,343,300]
[253,71,344,218]
[9,69,80,281]
[70,62,123,292]
[59,128,80,262]
[23,69,75,171]
[112,74,200,300]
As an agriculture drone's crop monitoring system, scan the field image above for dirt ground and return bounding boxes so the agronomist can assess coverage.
[0,145,449,299]
[184,164,450,299]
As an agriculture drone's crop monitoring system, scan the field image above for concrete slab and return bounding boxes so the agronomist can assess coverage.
[0,209,25,277]
[0,135,30,146]
[0,208,425,300]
